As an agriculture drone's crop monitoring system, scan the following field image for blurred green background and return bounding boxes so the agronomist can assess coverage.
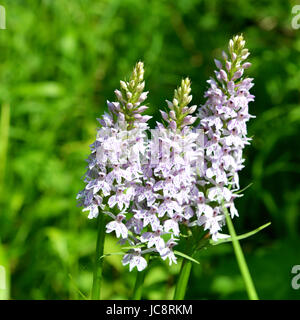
[0,0,299,300]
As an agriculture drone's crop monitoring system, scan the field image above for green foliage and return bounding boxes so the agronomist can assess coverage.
[0,0,299,299]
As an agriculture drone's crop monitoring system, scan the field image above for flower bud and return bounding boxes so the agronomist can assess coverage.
[182,115,196,125]
[126,92,132,100]
[214,59,222,69]
[188,105,197,114]
[135,105,148,113]
[139,91,148,103]
[220,69,228,82]
[120,81,127,90]
[138,115,152,123]
[222,51,228,61]
[227,81,235,93]
[160,110,169,121]
[137,81,145,91]
[169,110,176,120]
[169,120,177,131]
[232,69,244,80]
[242,62,251,69]
[226,61,231,72]
[107,100,117,114]
[114,89,123,101]
[166,100,174,109]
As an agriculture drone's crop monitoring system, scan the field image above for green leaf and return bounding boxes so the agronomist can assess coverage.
[210,222,271,246]
[234,182,253,194]
[121,244,145,250]
[174,250,200,264]
[99,252,125,260]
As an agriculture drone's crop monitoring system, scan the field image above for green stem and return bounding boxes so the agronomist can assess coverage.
[223,205,259,300]
[91,212,106,300]
[132,255,149,300]
[132,269,147,300]
[173,257,192,300]
[173,232,208,300]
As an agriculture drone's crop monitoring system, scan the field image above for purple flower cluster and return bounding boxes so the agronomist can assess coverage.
[130,78,203,267]
[195,35,255,241]
[77,35,255,272]
[77,62,150,227]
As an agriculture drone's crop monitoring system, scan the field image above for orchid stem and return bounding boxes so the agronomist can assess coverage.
[132,255,149,300]
[91,212,106,300]
[223,205,259,300]
[132,269,146,300]
[173,232,209,300]
[173,257,193,300]
[173,229,210,300]
[173,234,197,300]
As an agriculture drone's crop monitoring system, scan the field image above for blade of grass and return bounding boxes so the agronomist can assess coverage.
[0,103,10,197]
[0,103,10,300]
[68,274,88,300]
[0,245,10,300]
